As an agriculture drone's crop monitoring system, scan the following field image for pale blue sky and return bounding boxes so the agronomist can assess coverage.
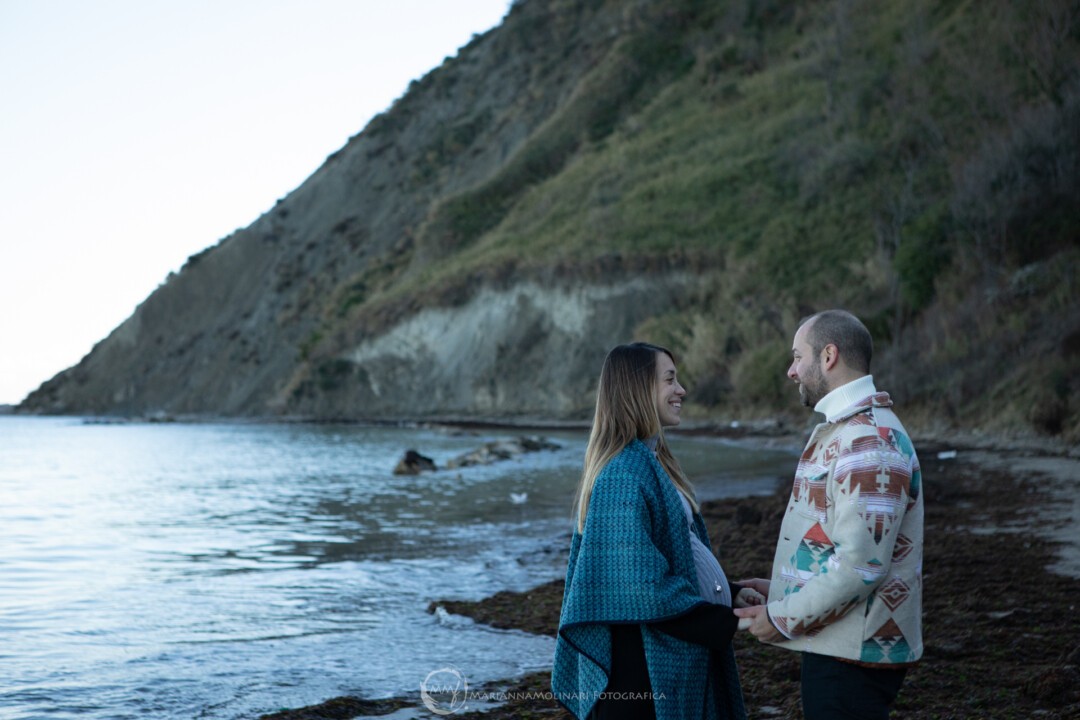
[0,0,511,405]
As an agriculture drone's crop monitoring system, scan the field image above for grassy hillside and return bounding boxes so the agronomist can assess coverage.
[304,0,1078,439]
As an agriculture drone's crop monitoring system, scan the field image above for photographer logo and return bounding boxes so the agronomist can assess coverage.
[420,666,468,716]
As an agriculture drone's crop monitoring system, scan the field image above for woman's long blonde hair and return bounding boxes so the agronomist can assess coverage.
[573,343,698,533]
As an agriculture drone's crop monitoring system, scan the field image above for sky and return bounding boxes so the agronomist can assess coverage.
[0,0,512,406]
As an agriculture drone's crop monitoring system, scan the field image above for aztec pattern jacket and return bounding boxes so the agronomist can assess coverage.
[552,439,746,720]
[766,392,923,665]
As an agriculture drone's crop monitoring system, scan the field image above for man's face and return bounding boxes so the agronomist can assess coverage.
[787,321,828,408]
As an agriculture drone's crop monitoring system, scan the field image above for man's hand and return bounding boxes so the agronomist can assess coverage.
[733,605,783,642]
[735,578,771,597]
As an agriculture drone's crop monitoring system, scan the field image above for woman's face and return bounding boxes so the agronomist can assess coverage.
[653,352,686,427]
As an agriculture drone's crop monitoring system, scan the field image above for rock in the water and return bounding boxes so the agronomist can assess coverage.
[446,436,560,469]
[393,449,437,475]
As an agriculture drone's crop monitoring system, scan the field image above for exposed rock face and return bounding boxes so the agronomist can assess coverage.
[287,274,702,419]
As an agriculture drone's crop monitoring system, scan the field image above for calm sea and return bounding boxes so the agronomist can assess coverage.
[0,417,794,719]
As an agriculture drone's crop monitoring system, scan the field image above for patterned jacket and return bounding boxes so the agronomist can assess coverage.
[766,392,923,665]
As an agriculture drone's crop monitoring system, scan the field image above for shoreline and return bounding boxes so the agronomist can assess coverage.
[9,411,1078,462]
[260,434,1080,719]
[9,410,1078,468]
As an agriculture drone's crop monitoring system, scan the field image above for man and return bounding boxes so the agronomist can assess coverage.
[734,309,923,720]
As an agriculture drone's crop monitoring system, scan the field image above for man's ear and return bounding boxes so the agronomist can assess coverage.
[821,343,840,371]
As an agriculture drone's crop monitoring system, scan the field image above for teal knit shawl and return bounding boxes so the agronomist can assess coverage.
[552,439,746,720]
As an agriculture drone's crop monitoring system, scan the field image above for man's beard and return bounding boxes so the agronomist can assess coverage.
[798,363,827,408]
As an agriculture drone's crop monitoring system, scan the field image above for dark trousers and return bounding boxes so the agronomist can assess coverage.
[801,653,907,720]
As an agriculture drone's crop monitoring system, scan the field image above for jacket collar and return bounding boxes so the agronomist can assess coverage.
[814,375,892,423]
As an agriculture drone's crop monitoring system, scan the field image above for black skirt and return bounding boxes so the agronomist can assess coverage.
[589,603,739,720]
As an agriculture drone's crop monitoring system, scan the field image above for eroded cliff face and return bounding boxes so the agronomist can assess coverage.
[284,274,702,420]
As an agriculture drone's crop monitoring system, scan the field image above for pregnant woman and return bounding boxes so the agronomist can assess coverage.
[552,342,757,720]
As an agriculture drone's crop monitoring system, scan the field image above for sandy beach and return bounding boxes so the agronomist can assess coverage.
[261,435,1080,720]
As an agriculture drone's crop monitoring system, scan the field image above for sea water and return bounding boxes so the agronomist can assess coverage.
[0,417,794,719]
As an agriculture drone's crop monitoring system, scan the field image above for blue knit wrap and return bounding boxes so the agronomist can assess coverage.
[552,440,746,720]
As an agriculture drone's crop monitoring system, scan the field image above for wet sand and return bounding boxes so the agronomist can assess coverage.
[260,438,1080,719]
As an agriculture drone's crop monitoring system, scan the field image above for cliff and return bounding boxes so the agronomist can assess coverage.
[20,0,1080,440]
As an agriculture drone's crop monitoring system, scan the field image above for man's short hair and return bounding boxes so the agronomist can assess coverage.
[801,309,873,374]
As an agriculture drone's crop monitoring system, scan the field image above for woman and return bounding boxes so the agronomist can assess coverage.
[552,343,754,720]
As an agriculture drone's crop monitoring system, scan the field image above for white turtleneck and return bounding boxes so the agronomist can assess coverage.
[813,374,877,422]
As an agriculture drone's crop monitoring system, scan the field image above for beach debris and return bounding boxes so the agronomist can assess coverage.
[937,450,958,460]
[446,436,560,469]
[510,492,529,505]
[429,604,474,629]
[393,449,437,475]
[432,604,452,624]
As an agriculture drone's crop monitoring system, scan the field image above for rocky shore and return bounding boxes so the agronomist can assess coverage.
[260,438,1080,720]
